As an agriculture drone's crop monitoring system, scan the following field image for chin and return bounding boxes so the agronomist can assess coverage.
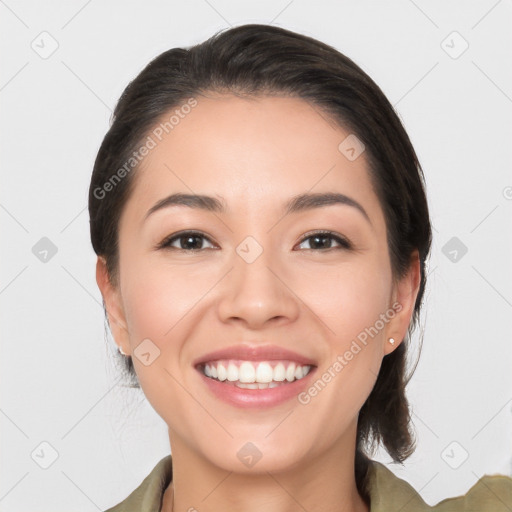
[198,435,309,475]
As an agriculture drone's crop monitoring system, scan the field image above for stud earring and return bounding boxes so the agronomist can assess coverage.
[118,346,127,356]
[388,337,396,345]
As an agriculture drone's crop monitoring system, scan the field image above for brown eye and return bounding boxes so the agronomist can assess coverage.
[297,231,352,251]
[158,231,216,251]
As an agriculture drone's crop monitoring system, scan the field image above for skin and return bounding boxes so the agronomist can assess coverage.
[96,94,421,512]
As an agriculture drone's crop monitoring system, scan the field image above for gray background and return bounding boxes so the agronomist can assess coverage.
[1,0,511,510]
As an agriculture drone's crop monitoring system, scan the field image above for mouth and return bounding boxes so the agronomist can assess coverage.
[193,345,317,408]
[199,359,313,389]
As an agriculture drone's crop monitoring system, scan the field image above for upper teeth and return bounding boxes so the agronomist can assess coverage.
[203,360,312,383]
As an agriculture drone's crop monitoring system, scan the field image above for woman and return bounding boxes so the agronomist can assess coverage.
[89,24,512,511]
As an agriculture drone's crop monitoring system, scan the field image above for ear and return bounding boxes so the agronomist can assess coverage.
[384,250,422,356]
[95,256,131,356]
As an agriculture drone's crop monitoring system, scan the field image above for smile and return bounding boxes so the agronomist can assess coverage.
[201,359,313,389]
[194,344,317,408]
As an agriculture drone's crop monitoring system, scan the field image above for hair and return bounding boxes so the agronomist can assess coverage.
[89,24,432,501]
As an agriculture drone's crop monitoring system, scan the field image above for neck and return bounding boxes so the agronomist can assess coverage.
[162,429,369,512]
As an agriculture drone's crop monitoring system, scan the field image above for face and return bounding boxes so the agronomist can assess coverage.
[98,94,419,474]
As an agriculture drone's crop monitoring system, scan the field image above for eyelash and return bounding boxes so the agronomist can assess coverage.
[156,230,353,252]
[298,230,353,251]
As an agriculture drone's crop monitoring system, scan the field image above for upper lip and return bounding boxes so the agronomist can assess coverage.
[193,344,317,367]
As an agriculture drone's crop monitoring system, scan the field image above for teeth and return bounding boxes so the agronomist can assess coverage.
[217,363,227,381]
[239,361,256,383]
[202,360,312,385]
[286,363,296,382]
[227,363,238,382]
[255,362,273,383]
[273,363,286,381]
[236,382,259,389]
[237,381,280,389]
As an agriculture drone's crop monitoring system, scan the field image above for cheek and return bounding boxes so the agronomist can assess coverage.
[120,254,218,346]
[118,257,212,425]
[293,257,392,345]
[118,253,224,404]
[292,256,392,412]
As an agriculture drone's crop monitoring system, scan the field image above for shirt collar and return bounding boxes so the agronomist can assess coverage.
[106,456,430,512]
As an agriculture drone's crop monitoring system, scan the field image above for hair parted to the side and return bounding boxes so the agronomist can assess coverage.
[89,24,432,501]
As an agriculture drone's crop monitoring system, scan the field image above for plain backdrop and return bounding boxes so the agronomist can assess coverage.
[1,1,511,510]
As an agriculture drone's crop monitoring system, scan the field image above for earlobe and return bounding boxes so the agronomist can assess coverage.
[95,257,131,356]
[384,250,422,356]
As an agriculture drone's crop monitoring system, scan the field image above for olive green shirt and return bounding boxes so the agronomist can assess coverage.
[105,456,512,511]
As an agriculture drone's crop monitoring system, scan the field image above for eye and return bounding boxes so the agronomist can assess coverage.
[296,230,352,251]
[157,230,217,251]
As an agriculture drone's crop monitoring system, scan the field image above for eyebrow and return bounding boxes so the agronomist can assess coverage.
[145,193,226,219]
[145,192,370,224]
[285,192,370,223]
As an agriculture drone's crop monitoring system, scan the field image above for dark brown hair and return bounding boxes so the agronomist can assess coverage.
[89,24,432,501]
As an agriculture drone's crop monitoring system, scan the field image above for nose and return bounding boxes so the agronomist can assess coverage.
[217,245,300,330]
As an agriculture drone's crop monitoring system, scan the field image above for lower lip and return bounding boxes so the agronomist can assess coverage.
[197,368,316,409]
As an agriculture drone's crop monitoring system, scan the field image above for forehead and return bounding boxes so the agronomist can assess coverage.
[123,94,384,226]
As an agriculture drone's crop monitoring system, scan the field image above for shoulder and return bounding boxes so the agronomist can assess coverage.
[104,455,173,512]
[367,459,512,511]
